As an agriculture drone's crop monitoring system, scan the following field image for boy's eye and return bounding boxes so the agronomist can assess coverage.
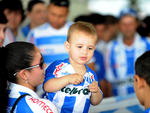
[77,46,82,48]
[88,47,93,50]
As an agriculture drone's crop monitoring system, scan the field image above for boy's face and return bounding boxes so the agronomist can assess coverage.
[65,31,96,65]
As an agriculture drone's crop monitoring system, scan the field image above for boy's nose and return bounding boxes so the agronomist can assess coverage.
[82,48,88,55]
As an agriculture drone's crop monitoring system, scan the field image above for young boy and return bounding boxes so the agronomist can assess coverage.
[44,21,103,113]
[134,51,150,113]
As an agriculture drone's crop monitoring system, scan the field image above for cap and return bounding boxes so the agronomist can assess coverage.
[119,8,138,19]
[50,0,70,8]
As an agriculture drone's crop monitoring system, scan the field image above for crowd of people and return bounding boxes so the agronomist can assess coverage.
[0,0,150,113]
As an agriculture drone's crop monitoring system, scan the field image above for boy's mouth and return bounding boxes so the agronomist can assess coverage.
[80,57,87,61]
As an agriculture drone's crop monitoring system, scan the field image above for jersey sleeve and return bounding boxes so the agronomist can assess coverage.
[44,61,60,83]
[86,65,98,82]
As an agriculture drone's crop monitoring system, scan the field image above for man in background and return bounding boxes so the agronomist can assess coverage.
[104,8,150,96]
[27,0,72,65]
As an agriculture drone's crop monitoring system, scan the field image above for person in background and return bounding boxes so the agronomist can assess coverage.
[89,13,118,54]
[44,22,103,113]
[0,7,8,113]
[134,51,150,113]
[103,15,118,43]
[1,0,25,45]
[0,42,58,113]
[27,0,72,65]
[89,14,119,97]
[19,0,47,40]
[98,14,119,97]
[104,8,150,97]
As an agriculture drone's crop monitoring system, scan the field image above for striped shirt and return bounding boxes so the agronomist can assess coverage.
[44,59,100,113]
[105,33,150,96]
[27,22,72,65]
[7,83,58,113]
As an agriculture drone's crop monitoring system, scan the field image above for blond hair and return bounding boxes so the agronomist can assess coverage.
[67,21,97,42]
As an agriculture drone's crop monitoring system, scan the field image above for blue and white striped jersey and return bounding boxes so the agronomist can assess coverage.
[27,22,72,65]
[44,59,99,113]
[105,33,150,96]
[7,83,58,113]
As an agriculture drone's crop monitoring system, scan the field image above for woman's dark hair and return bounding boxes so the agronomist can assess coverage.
[0,42,35,112]
[0,42,35,83]
[27,0,45,12]
[135,51,150,86]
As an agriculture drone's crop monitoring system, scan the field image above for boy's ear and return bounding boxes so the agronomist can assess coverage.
[64,41,70,52]
[134,75,145,88]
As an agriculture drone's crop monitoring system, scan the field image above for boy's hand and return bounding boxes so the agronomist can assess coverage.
[89,81,103,105]
[88,81,99,93]
[68,73,83,85]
